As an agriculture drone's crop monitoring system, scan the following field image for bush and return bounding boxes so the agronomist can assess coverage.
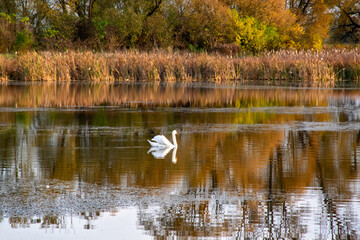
[233,13,280,53]
[39,13,77,50]
[14,30,33,52]
[104,8,143,48]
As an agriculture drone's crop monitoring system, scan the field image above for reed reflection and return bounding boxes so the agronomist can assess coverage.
[1,82,360,109]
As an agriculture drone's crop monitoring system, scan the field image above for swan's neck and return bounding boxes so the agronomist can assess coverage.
[172,132,178,147]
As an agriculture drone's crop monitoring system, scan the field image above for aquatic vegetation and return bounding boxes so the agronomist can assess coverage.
[0,49,359,85]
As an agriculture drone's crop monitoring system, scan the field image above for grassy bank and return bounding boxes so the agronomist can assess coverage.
[0,49,359,85]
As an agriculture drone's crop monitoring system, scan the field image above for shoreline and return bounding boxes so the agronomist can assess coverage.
[1,79,359,89]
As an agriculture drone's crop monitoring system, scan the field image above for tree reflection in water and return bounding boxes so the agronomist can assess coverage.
[0,83,360,239]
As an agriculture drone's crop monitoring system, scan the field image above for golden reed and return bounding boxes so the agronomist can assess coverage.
[0,49,359,85]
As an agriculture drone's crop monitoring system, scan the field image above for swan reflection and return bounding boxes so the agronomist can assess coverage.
[148,146,178,164]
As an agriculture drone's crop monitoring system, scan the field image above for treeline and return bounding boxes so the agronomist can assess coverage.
[0,0,359,53]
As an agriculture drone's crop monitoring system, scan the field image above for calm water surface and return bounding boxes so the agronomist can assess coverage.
[1,82,360,239]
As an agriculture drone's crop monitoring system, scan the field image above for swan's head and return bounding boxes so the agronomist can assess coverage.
[172,130,178,135]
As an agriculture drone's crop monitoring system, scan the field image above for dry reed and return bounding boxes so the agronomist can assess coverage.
[0,49,359,85]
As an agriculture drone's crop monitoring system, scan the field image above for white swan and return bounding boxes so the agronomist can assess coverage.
[147,130,178,148]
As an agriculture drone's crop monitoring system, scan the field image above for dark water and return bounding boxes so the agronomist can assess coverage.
[1,82,360,239]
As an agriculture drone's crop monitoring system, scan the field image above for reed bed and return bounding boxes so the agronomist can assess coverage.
[0,49,359,85]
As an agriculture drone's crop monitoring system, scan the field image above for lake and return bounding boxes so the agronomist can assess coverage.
[0,82,360,239]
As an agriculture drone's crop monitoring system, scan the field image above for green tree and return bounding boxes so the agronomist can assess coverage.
[140,11,172,48]
[166,0,235,50]
[0,12,33,52]
[104,7,143,48]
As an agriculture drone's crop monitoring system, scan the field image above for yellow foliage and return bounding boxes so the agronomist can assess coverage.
[288,0,333,49]
[223,0,304,49]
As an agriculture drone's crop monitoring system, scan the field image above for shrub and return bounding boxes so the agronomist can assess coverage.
[14,30,33,52]
[232,13,280,53]
[0,13,16,52]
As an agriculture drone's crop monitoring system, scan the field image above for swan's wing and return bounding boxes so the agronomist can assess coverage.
[147,140,167,148]
[151,135,173,147]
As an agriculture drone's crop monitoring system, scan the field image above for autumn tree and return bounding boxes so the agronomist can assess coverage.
[222,0,303,49]
[286,0,336,49]
[1,0,359,53]
[331,0,360,43]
